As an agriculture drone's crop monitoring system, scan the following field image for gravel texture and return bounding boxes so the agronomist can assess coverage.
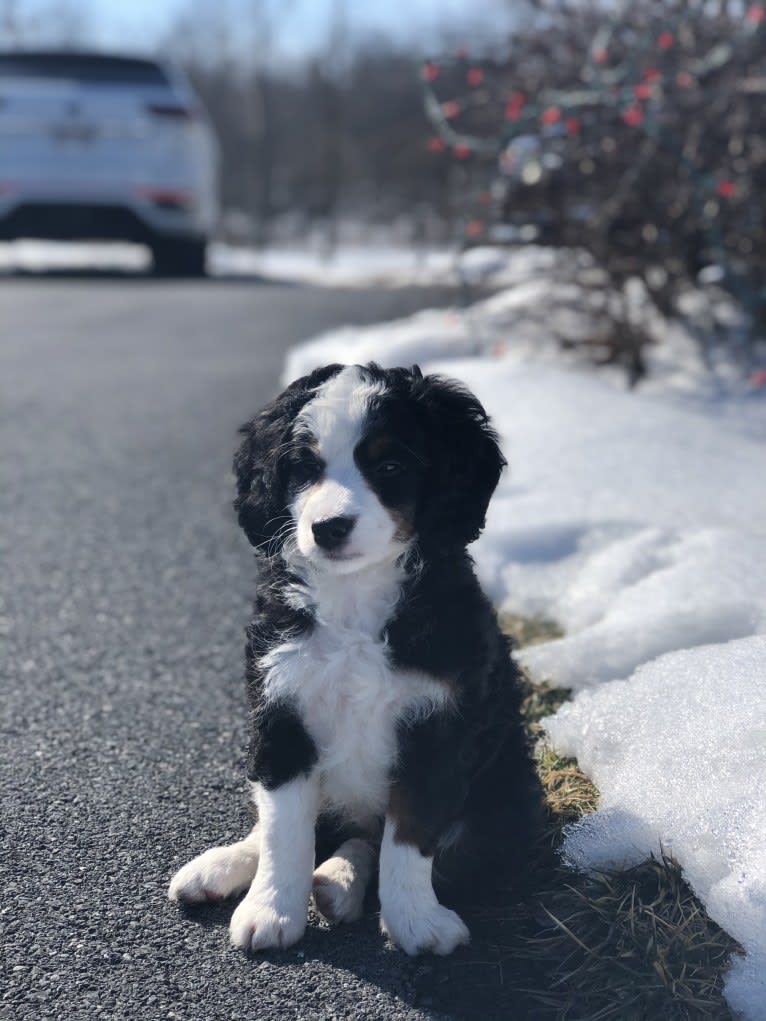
[1,273,533,1021]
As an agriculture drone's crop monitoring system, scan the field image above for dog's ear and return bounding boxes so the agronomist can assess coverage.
[233,365,343,548]
[413,373,506,549]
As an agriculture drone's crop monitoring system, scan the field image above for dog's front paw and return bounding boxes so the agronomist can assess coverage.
[168,841,259,904]
[380,901,470,956]
[229,886,308,951]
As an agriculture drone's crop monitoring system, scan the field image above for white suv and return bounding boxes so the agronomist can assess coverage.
[0,50,219,276]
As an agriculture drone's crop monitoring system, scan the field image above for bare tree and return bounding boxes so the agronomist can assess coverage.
[0,0,20,45]
[1,0,92,47]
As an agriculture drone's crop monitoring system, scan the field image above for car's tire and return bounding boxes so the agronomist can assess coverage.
[150,237,207,278]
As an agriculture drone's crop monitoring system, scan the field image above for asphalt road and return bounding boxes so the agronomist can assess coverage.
[1,273,537,1021]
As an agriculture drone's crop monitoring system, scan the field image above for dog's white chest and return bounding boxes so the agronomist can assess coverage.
[260,567,448,822]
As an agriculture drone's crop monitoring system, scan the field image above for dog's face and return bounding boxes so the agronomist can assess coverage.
[234,364,505,572]
[288,368,428,573]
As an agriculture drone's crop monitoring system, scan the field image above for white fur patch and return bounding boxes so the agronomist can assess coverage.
[298,365,387,463]
[379,817,470,956]
[291,366,403,574]
[260,561,451,824]
[229,777,318,951]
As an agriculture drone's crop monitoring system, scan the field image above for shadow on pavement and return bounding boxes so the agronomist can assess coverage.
[176,886,547,1021]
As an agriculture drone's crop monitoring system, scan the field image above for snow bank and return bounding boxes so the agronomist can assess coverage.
[450,360,766,689]
[544,637,766,1019]
[285,253,766,1020]
[285,248,600,374]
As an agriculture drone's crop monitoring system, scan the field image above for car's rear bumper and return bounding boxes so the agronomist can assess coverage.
[0,182,216,242]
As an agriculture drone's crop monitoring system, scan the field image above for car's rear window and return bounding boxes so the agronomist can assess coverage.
[0,53,170,87]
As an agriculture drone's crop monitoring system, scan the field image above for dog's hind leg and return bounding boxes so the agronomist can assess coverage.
[168,825,261,904]
[312,837,377,924]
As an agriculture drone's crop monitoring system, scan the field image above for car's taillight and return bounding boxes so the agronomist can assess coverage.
[136,186,194,209]
[145,103,197,121]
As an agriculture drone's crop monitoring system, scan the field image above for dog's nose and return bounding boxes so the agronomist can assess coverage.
[312,515,356,551]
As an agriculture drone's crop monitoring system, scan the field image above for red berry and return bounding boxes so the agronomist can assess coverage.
[716,180,736,198]
[622,104,645,126]
[466,67,484,87]
[658,31,675,49]
[505,91,526,121]
[541,106,561,125]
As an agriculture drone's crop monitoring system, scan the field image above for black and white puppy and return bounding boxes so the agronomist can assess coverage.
[169,363,542,955]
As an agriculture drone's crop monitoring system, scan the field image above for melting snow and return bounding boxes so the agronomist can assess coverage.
[545,638,766,1019]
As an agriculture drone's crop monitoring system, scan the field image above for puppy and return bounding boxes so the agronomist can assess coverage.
[169,363,542,955]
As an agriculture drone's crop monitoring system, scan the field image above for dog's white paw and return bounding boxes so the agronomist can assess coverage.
[168,842,259,904]
[380,901,470,956]
[312,857,366,924]
[229,886,308,951]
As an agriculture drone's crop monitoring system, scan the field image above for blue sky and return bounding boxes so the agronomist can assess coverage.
[9,0,512,59]
[101,0,505,52]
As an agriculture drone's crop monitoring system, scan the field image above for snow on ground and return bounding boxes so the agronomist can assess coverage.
[0,238,552,288]
[209,242,460,286]
[0,240,463,287]
[545,637,766,1019]
[285,248,766,1020]
[0,240,150,273]
[214,237,557,288]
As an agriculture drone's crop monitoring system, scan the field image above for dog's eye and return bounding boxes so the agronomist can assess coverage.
[291,455,322,487]
[375,460,404,477]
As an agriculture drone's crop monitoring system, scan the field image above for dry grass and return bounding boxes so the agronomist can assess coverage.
[497,613,742,1021]
[535,742,599,836]
[499,611,565,650]
[519,853,741,1021]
